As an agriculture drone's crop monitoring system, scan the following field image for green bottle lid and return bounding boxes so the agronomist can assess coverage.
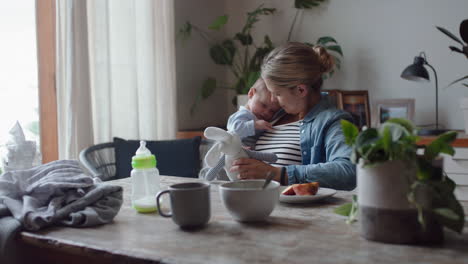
[131,141,157,169]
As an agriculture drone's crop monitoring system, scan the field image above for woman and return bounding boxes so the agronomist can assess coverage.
[230,42,356,191]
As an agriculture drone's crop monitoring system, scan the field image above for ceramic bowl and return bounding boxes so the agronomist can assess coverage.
[219,180,280,222]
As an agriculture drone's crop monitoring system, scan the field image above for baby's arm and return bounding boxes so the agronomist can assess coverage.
[254,120,272,130]
[227,110,256,138]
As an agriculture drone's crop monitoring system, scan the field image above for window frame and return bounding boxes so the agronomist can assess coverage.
[36,0,58,162]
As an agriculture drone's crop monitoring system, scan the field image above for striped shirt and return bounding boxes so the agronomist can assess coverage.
[255,121,302,167]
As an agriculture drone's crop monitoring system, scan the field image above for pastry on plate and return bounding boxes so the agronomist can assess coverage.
[281,182,319,196]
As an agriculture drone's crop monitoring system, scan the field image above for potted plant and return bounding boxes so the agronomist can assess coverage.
[178,1,344,114]
[436,19,468,133]
[337,118,465,244]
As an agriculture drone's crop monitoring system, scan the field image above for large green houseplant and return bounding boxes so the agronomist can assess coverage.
[436,19,468,133]
[336,118,464,244]
[436,19,468,87]
[179,0,344,114]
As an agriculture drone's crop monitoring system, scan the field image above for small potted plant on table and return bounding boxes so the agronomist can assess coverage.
[339,118,465,244]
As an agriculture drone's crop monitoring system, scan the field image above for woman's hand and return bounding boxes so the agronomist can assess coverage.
[230,158,282,181]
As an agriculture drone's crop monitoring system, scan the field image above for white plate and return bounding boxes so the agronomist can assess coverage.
[279,187,337,203]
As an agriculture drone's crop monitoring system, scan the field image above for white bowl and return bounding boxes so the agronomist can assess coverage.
[219,180,280,222]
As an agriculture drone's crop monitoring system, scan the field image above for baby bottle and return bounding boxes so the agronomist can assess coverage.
[131,141,160,213]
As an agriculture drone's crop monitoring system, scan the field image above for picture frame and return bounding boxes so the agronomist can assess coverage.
[323,89,343,109]
[372,99,415,127]
[339,90,371,129]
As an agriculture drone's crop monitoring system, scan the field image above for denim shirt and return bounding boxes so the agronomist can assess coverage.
[285,97,356,191]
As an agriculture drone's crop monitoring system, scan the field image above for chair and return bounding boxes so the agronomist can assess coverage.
[79,137,204,181]
[79,142,117,181]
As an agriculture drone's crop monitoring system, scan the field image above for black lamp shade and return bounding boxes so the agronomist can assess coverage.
[401,56,430,82]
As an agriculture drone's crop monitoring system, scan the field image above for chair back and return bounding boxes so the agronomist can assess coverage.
[79,142,117,181]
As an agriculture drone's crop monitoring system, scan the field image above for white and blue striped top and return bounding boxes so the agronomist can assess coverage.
[255,120,303,167]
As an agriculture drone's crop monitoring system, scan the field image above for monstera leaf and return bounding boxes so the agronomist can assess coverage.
[209,40,236,65]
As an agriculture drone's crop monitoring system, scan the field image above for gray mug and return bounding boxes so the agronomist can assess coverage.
[156,182,210,228]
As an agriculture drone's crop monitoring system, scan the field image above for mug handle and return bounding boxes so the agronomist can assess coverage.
[156,190,172,217]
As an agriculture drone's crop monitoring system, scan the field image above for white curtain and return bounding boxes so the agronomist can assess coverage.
[56,0,93,159]
[56,0,177,159]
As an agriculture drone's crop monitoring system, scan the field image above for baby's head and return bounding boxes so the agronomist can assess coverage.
[246,78,281,121]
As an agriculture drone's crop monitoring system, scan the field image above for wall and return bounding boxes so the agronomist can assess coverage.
[193,0,466,130]
[174,0,228,130]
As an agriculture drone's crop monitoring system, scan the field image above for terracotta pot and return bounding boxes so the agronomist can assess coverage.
[357,160,443,244]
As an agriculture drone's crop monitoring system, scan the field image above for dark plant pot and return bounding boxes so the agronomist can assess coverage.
[357,160,444,245]
[360,207,443,244]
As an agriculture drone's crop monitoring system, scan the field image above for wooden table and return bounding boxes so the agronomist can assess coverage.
[17,176,468,264]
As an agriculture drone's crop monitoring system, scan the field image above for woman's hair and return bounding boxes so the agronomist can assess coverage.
[261,42,335,92]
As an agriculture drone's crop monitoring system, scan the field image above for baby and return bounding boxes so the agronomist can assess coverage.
[227,78,281,147]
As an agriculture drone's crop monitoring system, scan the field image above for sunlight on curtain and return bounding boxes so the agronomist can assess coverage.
[56,0,93,159]
[56,0,177,159]
[87,0,177,143]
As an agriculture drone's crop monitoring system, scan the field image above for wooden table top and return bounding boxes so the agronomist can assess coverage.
[19,176,468,264]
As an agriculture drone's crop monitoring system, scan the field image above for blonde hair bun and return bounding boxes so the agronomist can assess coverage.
[312,46,335,74]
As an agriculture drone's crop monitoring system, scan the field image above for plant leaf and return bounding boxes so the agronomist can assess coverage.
[209,40,236,65]
[340,119,359,145]
[325,45,343,57]
[425,131,457,159]
[334,202,352,216]
[436,26,464,45]
[386,118,415,134]
[430,182,465,233]
[460,19,468,43]
[449,46,464,53]
[447,75,468,87]
[201,77,217,99]
[177,21,192,43]
[243,5,276,34]
[295,0,325,9]
[208,15,228,30]
[235,33,253,46]
[317,36,338,46]
[433,208,460,221]
[245,71,261,91]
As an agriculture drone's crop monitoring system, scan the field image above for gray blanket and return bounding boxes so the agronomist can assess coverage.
[0,160,123,263]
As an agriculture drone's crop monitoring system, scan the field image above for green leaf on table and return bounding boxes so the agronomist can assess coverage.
[208,15,228,30]
[334,195,358,224]
[340,119,359,145]
[334,203,352,216]
[436,26,464,45]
